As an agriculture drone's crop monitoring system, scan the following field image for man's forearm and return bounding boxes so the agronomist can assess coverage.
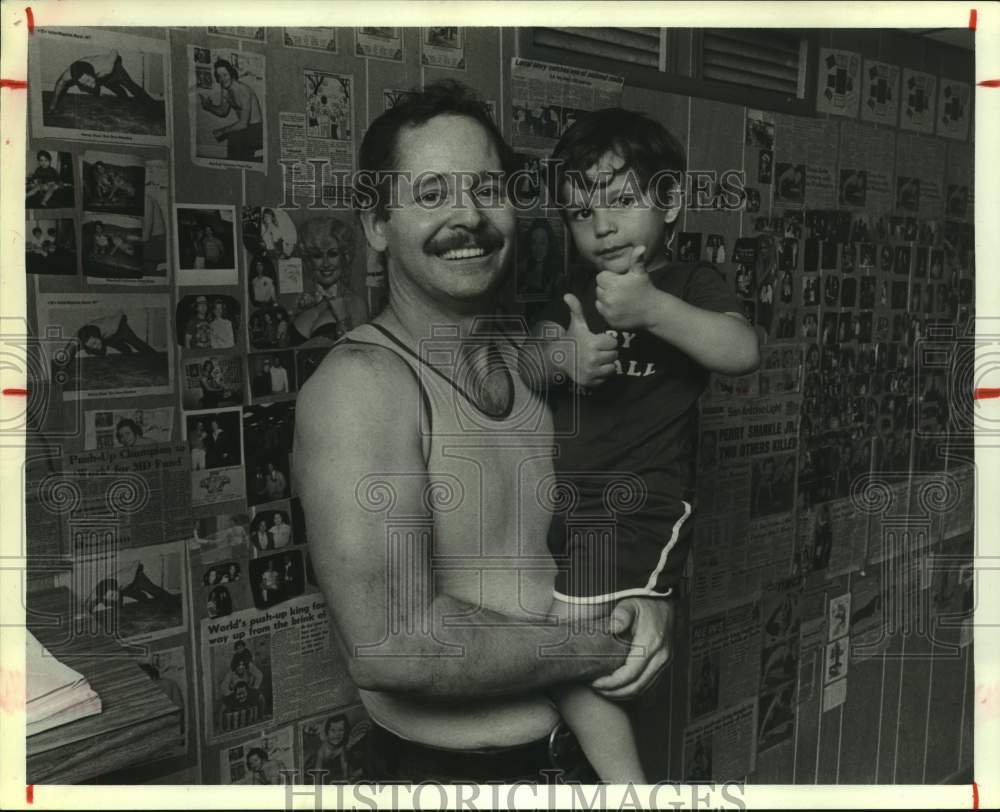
[347,593,626,699]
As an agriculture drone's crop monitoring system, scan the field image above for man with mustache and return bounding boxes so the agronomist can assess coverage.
[294,81,672,782]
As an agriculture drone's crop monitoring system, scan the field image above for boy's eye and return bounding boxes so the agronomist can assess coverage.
[611,195,638,208]
[569,208,592,221]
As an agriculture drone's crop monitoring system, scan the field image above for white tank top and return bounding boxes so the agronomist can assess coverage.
[339,320,560,748]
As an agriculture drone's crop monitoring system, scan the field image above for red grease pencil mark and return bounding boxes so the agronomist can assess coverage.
[970,9,977,30]
[3,388,28,396]
[973,781,979,809]
[26,785,33,804]
[25,6,34,33]
[973,388,1000,400]
[0,79,28,89]
[979,79,1000,87]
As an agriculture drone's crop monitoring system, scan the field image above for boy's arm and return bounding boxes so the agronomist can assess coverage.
[595,247,759,376]
[642,292,759,375]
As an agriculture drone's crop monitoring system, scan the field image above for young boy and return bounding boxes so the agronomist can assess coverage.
[531,108,760,782]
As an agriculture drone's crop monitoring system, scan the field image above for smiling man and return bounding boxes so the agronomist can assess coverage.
[293,81,675,783]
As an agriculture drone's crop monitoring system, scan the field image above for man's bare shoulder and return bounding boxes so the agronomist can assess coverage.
[296,341,420,434]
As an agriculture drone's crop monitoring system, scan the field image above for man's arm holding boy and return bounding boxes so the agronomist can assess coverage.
[295,345,672,700]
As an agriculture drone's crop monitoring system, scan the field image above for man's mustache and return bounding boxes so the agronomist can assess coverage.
[425,223,506,256]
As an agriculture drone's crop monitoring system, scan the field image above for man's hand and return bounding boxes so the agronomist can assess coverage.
[595,246,658,330]
[591,595,676,700]
[562,293,618,387]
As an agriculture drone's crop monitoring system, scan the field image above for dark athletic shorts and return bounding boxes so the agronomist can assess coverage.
[547,497,694,605]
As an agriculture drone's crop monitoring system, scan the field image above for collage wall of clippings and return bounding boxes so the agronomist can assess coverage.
[23,26,974,784]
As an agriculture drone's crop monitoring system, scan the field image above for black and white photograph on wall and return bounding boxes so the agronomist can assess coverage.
[81,214,144,278]
[175,295,242,351]
[221,727,294,785]
[744,187,761,213]
[174,204,239,286]
[182,355,243,410]
[249,352,297,400]
[55,540,186,644]
[191,513,250,563]
[186,409,243,471]
[750,454,796,517]
[246,253,279,310]
[284,27,338,52]
[355,27,404,61]
[689,653,721,719]
[189,46,266,170]
[838,168,868,207]
[210,635,274,737]
[896,176,920,212]
[421,27,465,70]
[247,306,293,350]
[25,147,74,209]
[304,70,353,142]
[204,561,242,587]
[274,213,368,346]
[757,149,773,184]
[704,235,727,264]
[25,217,76,275]
[244,402,295,507]
[248,550,305,609]
[83,406,173,450]
[757,682,795,753]
[244,205,299,261]
[383,87,418,111]
[774,162,805,204]
[249,505,294,554]
[299,706,371,784]
[30,27,169,146]
[516,217,564,300]
[38,291,173,400]
[677,232,702,263]
[745,107,775,148]
[82,150,144,216]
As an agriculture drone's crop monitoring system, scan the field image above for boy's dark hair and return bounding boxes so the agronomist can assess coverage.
[36,150,52,162]
[357,79,516,219]
[546,108,686,209]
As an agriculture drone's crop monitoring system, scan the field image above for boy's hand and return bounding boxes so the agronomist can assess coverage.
[563,293,618,387]
[595,247,658,329]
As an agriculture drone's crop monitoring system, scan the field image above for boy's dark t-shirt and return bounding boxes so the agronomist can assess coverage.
[537,259,742,594]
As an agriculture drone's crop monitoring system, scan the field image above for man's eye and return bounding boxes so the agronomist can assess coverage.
[612,195,637,208]
[474,184,503,204]
[569,208,592,221]
[417,188,445,205]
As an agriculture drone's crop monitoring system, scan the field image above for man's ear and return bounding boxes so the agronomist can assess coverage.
[359,209,388,253]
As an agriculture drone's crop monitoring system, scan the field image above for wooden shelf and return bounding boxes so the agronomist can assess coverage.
[26,588,183,784]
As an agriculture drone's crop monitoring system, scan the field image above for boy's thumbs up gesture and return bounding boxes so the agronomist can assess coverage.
[595,246,656,329]
[563,292,619,387]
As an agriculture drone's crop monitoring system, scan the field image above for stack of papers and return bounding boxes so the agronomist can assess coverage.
[26,631,102,737]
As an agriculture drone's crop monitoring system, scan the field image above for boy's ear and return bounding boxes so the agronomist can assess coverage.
[662,195,683,226]
[359,209,388,253]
